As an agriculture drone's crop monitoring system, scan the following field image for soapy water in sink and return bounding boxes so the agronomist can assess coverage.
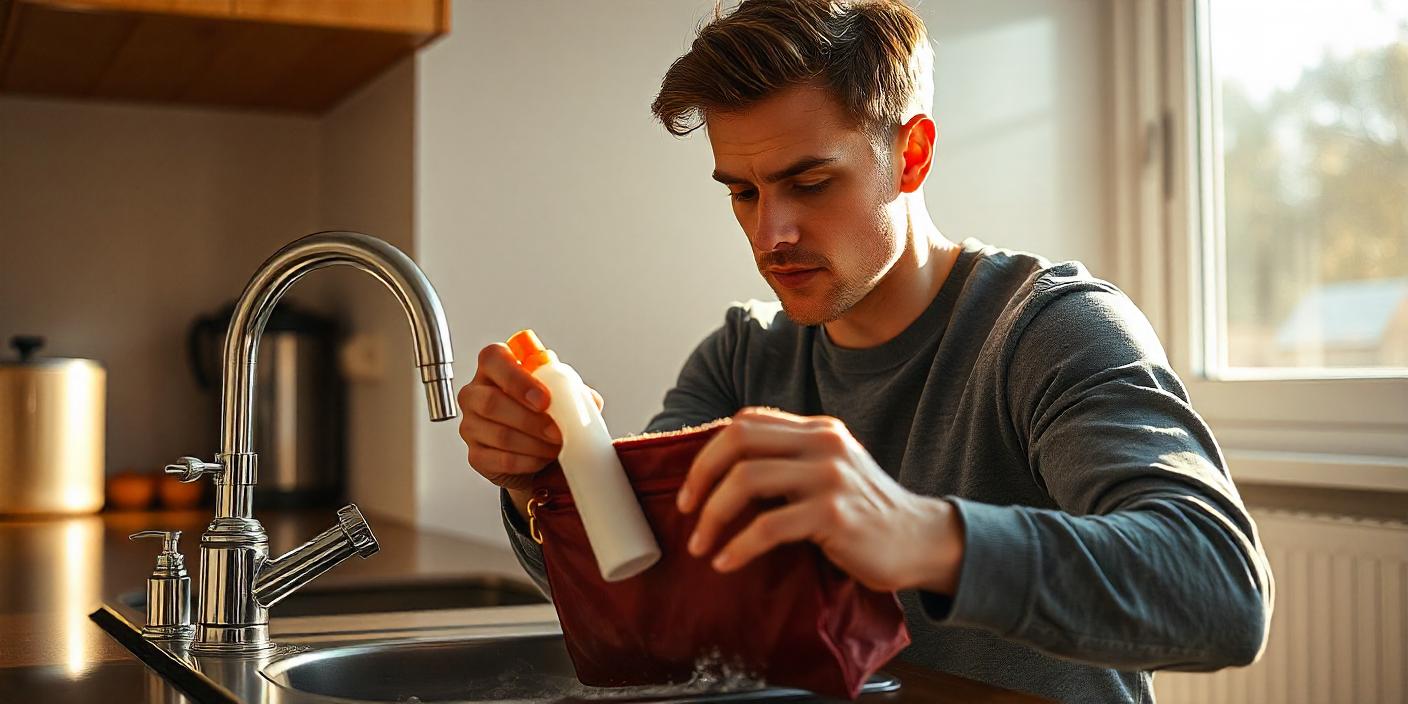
[396,647,769,702]
[489,648,765,700]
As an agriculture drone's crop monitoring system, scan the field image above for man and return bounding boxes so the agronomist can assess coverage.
[457,1,1273,701]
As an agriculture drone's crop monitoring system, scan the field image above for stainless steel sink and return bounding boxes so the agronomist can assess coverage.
[263,632,897,702]
[119,575,547,618]
[263,633,588,701]
[92,602,902,703]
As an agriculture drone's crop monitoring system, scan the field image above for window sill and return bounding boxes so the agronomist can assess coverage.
[1227,449,1408,494]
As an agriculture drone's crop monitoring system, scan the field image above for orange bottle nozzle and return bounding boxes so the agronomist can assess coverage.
[507,329,555,372]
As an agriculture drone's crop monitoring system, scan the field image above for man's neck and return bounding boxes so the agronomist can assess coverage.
[824,204,959,350]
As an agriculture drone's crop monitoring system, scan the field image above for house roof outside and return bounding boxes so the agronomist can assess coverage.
[1275,277,1408,350]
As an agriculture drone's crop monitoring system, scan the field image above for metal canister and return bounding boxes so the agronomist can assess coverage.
[0,336,105,515]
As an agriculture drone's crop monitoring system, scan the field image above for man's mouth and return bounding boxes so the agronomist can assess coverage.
[768,267,823,289]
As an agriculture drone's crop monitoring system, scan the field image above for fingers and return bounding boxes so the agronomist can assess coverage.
[463,417,560,461]
[677,408,862,573]
[733,406,808,424]
[459,384,560,444]
[688,458,834,557]
[588,386,604,411]
[466,443,552,484]
[677,410,816,514]
[711,502,819,572]
[458,343,565,490]
[472,343,553,412]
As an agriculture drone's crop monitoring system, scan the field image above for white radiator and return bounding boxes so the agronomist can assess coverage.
[1154,509,1408,704]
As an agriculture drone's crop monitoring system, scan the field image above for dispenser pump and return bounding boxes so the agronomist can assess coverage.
[129,530,194,640]
[131,530,184,566]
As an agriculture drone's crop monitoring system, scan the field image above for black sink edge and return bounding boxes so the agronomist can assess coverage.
[94,605,901,703]
[88,606,238,704]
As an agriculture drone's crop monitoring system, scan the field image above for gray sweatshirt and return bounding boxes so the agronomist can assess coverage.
[501,239,1274,703]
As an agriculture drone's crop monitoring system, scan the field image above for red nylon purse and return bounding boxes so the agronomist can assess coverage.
[527,420,911,700]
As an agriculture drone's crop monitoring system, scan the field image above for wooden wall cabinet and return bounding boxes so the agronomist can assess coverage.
[0,0,447,112]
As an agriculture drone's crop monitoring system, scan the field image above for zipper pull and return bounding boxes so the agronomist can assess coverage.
[526,496,545,545]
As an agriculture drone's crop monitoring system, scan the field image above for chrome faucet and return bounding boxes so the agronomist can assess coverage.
[159,231,457,655]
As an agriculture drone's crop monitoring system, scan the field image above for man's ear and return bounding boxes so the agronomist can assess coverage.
[896,114,936,194]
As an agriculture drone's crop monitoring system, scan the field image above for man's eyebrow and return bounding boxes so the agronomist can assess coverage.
[711,156,839,186]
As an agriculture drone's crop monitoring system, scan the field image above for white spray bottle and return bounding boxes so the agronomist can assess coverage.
[508,329,661,582]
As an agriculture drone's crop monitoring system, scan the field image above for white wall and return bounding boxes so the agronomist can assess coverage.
[314,58,420,519]
[925,0,1112,276]
[411,0,1113,544]
[0,96,320,473]
[414,0,757,543]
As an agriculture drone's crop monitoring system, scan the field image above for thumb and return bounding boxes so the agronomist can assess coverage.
[588,387,604,411]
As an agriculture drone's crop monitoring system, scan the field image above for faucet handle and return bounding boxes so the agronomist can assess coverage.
[165,456,221,482]
[337,505,380,558]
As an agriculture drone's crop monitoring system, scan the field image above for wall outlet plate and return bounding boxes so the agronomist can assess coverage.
[339,334,387,382]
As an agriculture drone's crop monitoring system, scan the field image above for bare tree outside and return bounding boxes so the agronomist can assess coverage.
[1211,0,1408,372]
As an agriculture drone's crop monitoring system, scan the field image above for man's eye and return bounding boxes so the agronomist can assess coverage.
[728,189,758,202]
[794,180,831,194]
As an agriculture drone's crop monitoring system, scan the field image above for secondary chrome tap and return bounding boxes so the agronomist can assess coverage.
[160,231,457,655]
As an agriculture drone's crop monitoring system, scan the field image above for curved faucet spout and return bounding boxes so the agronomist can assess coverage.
[216,231,456,518]
[158,231,455,655]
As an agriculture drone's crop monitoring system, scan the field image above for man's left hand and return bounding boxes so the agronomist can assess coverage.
[677,407,966,594]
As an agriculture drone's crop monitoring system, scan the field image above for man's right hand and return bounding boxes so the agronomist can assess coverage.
[457,343,603,523]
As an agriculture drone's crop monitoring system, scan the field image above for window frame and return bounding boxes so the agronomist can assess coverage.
[1109,0,1408,490]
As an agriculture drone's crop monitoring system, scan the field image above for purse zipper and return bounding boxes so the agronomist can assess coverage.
[526,479,685,546]
[526,419,729,544]
[533,477,683,511]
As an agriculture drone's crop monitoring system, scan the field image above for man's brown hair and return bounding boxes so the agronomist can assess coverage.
[651,0,934,144]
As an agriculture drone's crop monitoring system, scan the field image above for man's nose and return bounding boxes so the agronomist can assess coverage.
[750,195,801,252]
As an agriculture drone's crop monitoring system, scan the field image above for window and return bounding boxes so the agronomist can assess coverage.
[1111,1,1408,484]
[1204,0,1408,377]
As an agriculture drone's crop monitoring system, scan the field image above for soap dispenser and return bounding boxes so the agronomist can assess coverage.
[128,530,194,640]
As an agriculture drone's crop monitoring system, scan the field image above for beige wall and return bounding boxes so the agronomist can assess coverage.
[413,0,760,544]
[0,64,423,514]
[313,58,419,519]
[0,96,319,474]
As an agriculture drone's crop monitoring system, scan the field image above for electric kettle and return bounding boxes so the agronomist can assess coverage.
[188,303,345,507]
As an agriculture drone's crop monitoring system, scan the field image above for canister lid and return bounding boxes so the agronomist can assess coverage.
[1,335,103,369]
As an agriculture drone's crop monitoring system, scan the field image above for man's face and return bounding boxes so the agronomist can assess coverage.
[706,84,905,326]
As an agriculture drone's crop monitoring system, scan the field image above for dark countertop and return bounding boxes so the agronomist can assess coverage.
[0,508,1047,703]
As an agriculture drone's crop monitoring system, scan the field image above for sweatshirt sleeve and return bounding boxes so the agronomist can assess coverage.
[923,284,1274,672]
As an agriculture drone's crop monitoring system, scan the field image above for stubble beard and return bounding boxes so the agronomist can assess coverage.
[773,273,868,327]
[772,229,900,328]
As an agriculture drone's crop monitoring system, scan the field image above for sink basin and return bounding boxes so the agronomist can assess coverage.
[119,575,547,617]
[92,603,901,703]
[98,580,900,704]
[263,632,900,702]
